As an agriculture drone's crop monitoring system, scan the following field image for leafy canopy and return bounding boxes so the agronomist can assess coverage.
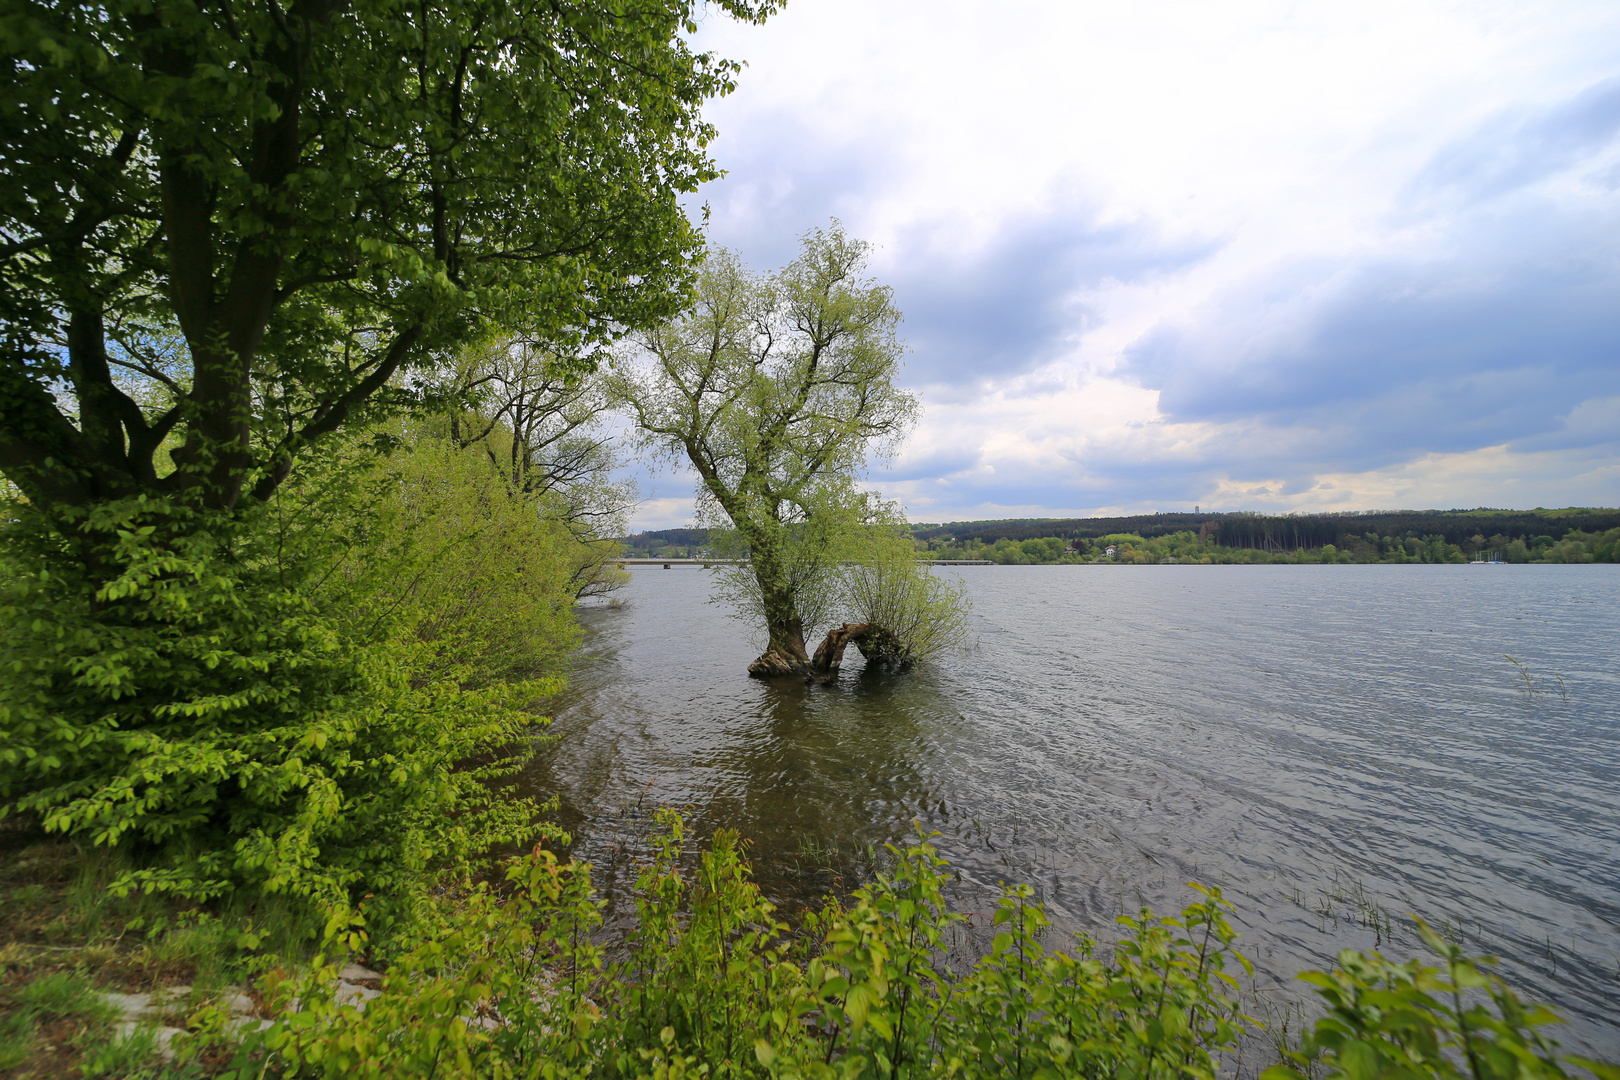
[611,224,919,669]
[0,0,774,511]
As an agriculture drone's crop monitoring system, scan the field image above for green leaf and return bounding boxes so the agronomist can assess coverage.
[1568,1058,1620,1080]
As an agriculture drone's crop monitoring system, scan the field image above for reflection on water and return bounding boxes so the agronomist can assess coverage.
[520,564,1620,1056]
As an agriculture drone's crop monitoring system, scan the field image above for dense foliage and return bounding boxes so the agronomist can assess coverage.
[447,336,635,599]
[1,0,773,513]
[0,427,588,934]
[333,422,594,687]
[1,0,730,950]
[201,817,1256,1078]
[181,817,1614,1080]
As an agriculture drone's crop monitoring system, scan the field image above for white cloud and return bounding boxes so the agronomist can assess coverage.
[624,0,1620,528]
[1208,444,1620,512]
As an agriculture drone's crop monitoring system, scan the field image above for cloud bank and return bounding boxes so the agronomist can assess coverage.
[625,1,1620,530]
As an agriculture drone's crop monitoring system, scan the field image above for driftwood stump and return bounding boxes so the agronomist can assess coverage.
[849,624,908,670]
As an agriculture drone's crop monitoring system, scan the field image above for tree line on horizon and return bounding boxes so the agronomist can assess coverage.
[905,507,1620,551]
[627,507,1620,559]
[924,528,1619,565]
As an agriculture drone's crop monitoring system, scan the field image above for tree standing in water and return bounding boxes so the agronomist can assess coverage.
[614,223,968,678]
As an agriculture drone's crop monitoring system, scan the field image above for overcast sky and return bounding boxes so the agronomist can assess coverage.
[626,0,1620,531]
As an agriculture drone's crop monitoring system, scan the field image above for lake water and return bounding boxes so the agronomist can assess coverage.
[521,564,1620,1057]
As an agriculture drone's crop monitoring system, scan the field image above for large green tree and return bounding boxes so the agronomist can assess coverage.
[612,224,931,678]
[0,0,773,920]
[0,0,773,513]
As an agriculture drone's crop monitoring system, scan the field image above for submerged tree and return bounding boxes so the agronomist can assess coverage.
[612,224,968,678]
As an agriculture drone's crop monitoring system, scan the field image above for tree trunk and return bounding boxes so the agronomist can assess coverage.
[744,541,817,677]
[849,624,909,671]
[747,616,813,678]
[810,622,873,673]
[748,646,809,678]
[773,622,913,682]
[749,621,915,681]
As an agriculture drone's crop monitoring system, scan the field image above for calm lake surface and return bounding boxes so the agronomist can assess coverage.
[522,564,1620,1056]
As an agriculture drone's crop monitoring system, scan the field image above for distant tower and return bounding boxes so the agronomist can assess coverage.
[1195,505,1200,513]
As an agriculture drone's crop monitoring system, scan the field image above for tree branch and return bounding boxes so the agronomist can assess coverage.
[249,321,425,501]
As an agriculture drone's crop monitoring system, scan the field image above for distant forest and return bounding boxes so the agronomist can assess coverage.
[622,528,712,554]
[625,507,1620,555]
[909,508,1620,551]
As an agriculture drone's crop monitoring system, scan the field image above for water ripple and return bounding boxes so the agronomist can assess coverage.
[522,564,1620,1056]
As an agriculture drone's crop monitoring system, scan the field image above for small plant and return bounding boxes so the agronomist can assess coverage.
[1299,869,1398,946]
[0,968,150,1076]
[16,970,118,1025]
[79,1023,165,1078]
[1255,996,1317,1078]
[1503,655,1568,701]
[1263,921,1619,1080]
[1505,654,1538,696]
[173,816,1616,1080]
[0,1010,34,1070]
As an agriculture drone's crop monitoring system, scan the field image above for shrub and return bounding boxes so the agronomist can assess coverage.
[199,816,1617,1080]
[1264,923,1619,1080]
[0,430,569,937]
[844,530,973,668]
[210,815,1256,1078]
[1019,537,1067,562]
[321,425,585,688]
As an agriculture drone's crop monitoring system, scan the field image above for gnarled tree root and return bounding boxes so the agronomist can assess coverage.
[749,623,915,681]
[747,647,813,679]
[810,622,874,673]
[849,625,910,671]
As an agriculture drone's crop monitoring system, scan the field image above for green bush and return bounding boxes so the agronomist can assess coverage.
[197,816,1617,1080]
[210,814,1255,1078]
[322,425,586,689]
[1019,537,1068,562]
[1264,925,1618,1080]
[0,426,584,938]
[844,528,973,667]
